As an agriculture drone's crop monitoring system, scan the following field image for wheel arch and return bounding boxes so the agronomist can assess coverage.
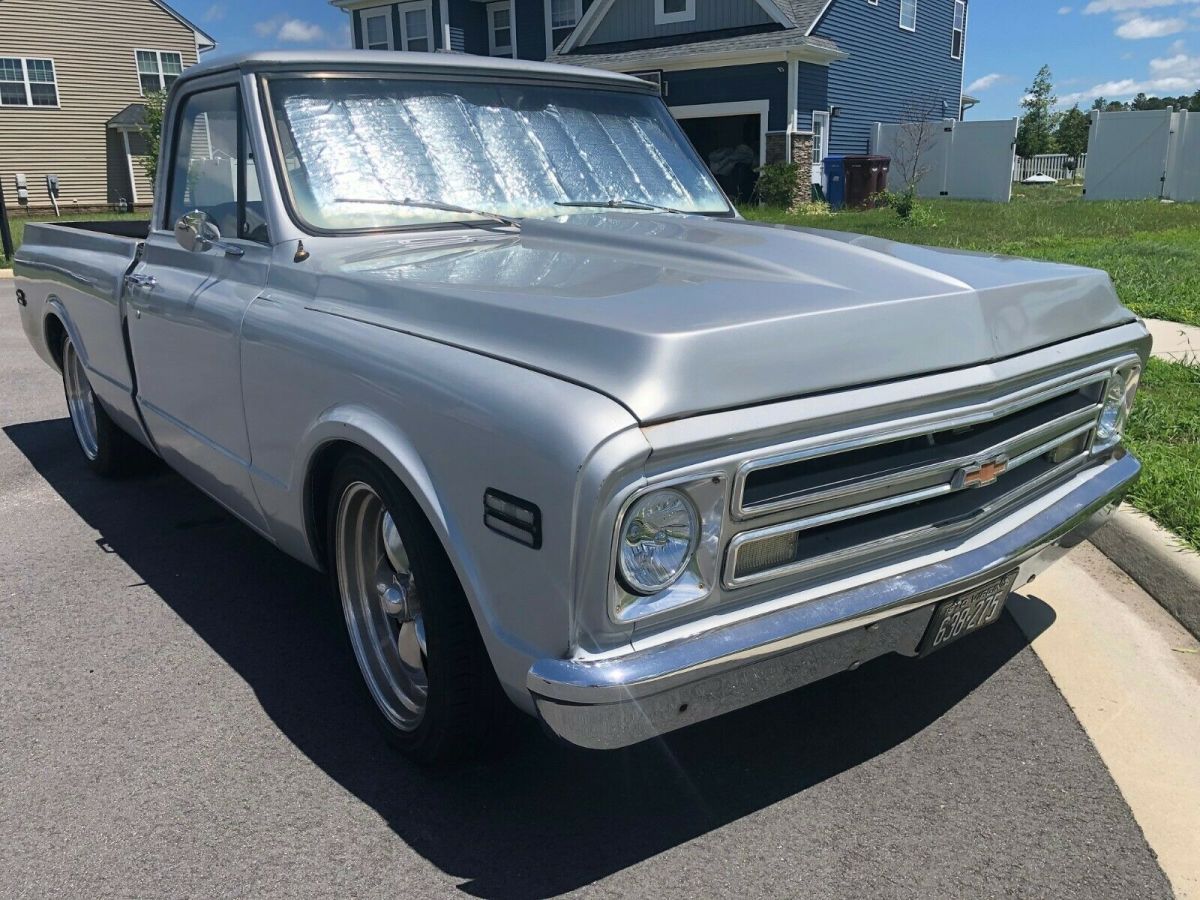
[42,296,83,374]
[43,310,67,372]
[296,410,533,694]
[298,406,456,578]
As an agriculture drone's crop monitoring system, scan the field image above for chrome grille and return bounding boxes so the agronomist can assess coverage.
[724,359,1130,590]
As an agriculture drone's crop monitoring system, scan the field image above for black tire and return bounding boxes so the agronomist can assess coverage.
[60,334,145,477]
[326,450,508,764]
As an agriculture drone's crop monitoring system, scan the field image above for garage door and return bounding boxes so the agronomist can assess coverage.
[671,101,768,204]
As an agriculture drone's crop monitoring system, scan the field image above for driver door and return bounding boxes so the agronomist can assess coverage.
[126,82,272,534]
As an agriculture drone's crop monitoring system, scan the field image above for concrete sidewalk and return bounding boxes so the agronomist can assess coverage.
[1012,544,1200,900]
[1146,318,1200,363]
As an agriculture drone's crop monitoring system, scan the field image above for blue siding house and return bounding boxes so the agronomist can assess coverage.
[331,0,967,192]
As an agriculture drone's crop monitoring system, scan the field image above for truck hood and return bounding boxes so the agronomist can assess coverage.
[303,213,1135,423]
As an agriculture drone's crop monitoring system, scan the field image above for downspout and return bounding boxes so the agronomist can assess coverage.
[440,0,451,50]
[785,56,798,163]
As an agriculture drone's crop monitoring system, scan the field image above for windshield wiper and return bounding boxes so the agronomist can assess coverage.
[554,198,692,215]
[334,197,521,229]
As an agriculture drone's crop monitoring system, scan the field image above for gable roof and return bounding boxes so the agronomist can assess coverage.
[149,0,218,51]
[557,0,838,58]
[777,0,832,32]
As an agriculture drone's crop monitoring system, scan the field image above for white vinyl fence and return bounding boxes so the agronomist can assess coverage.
[1085,108,1200,201]
[871,118,1018,202]
[1013,153,1087,182]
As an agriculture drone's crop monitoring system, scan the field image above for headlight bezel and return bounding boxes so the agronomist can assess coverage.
[610,474,726,624]
[1092,361,1142,454]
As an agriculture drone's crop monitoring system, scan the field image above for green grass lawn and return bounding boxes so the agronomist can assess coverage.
[743,183,1200,327]
[1,211,146,265]
[746,185,1200,550]
[1124,358,1200,551]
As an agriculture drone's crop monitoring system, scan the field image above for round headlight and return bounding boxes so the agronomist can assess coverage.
[618,488,699,595]
[1095,365,1141,449]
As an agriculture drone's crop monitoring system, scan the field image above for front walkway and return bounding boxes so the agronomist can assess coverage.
[1146,318,1200,363]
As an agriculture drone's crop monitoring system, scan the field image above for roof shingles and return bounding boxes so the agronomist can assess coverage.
[552,29,840,67]
[552,0,838,66]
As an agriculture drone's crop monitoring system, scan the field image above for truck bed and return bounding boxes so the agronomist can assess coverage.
[14,220,148,444]
[53,219,151,240]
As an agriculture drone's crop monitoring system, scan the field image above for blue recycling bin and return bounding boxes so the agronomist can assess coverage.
[823,156,847,209]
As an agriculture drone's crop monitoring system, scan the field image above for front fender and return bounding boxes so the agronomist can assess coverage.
[241,299,644,710]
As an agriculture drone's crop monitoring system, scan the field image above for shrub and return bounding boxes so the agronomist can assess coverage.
[138,90,168,185]
[871,186,941,225]
[754,162,803,208]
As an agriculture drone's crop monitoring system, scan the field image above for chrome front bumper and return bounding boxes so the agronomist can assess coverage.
[528,452,1139,750]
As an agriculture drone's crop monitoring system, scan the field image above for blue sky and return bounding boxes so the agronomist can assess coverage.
[174,0,1200,118]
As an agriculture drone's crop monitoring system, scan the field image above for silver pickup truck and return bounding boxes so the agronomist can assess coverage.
[13,51,1148,762]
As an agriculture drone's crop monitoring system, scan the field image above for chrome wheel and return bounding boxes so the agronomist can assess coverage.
[63,339,99,461]
[335,481,428,731]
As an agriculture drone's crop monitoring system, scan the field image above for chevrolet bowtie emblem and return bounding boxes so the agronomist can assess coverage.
[955,455,1009,490]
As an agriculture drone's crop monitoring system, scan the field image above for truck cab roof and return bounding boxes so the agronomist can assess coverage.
[177,50,655,93]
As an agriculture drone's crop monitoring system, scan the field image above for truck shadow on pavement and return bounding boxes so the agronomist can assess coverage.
[6,418,1057,900]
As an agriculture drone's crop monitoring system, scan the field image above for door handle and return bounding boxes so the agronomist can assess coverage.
[124,273,157,290]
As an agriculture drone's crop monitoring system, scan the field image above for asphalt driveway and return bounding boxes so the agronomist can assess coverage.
[0,305,1174,899]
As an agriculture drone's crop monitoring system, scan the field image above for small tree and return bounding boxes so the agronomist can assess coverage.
[1055,105,1090,159]
[138,90,169,186]
[890,97,942,191]
[1016,65,1058,158]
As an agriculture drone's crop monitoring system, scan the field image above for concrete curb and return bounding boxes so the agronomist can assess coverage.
[1089,505,1200,641]
[0,269,12,279]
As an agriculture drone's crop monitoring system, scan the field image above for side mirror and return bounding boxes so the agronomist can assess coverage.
[174,210,244,257]
[175,209,218,252]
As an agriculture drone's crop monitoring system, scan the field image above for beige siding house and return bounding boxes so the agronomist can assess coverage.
[0,0,215,212]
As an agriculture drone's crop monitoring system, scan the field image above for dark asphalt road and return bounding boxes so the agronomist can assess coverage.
[0,305,1174,899]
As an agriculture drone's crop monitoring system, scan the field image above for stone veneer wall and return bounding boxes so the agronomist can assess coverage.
[758,131,814,207]
[790,132,814,207]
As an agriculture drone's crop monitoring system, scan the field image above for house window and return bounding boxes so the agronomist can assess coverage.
[899,0,917,31]
[655,0,695,25]
[136,50,184,95]
[0,57,59,107]
[360,6,395,50]
[951,0,966,59]
[549,0,583,48]
[401,3,432,51]
[488,1,514,57]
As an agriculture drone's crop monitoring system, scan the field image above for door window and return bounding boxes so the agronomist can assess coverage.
[811,111,829,185]
[164,86,269,243]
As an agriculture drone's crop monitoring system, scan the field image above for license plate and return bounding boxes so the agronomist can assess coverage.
[918,570,1018,657]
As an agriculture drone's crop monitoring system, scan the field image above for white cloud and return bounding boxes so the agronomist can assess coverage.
[254,15,327,43]
[203,3,225,21]
[1058,50,1200,104]
[967,73,1007,92]
[1058,5,1073,12]
[279,19,327,42]
[1114,14,1188,37]
[1149,48,1200,75]
[1084,0,1199,12]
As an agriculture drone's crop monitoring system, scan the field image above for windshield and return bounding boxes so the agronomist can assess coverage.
[265,77,732,231]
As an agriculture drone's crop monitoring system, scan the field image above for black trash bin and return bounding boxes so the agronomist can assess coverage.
[843,155,891,207]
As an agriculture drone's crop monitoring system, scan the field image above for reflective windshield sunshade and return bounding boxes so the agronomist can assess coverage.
[267,77,731,230]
